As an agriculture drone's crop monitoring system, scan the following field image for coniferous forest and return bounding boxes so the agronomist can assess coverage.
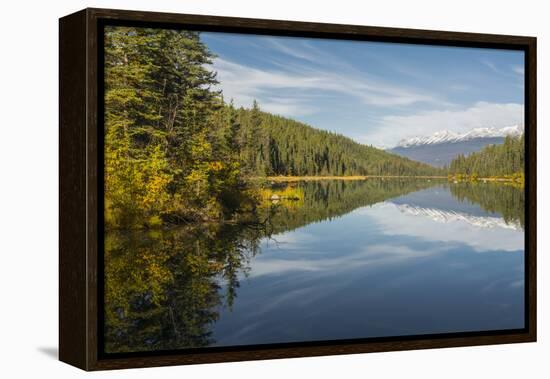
[234,104,443,177]
[104,26,445,229]
[448,135,525,180]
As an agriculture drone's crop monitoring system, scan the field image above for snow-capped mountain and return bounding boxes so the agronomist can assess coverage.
[394,124,524,148]
[388,124,523,167]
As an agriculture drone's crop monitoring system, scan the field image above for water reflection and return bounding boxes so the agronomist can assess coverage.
[104,224,261,352]
[104,179,525,353]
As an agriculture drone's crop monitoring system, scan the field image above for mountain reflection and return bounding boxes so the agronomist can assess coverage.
[395,204,521,230]
[104,179,524,353]
[390,181,524,230]
[449,182,524,228]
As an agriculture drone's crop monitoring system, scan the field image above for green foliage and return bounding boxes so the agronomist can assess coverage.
[231,107,444,177]
[449,135,525,179]
[104,26,443,229]
[260,185,304,201]
[104,223,263,353]
[104,26,252,228]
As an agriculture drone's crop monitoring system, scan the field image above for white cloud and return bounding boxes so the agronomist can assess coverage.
[361,101,524,148]
[212,58,323,116]
[211,57,446,117]
[512,65,525,75]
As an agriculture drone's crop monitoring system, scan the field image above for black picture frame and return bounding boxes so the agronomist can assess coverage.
[59,8,537,371]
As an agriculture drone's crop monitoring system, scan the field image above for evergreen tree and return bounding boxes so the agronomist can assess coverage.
[448,135,524,179]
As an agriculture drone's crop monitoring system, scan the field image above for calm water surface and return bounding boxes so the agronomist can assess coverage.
[104,179,524,353]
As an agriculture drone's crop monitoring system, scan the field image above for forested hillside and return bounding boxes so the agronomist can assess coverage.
[103,26,443,229]
[232,103,443,177]
[448,135,524,179]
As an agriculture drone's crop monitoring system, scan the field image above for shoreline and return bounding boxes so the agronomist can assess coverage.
[450,177,524,184]
[260,175,523,184]
[264,175,447,182]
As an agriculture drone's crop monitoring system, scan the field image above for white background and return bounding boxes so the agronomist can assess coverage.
[0,0,547,377]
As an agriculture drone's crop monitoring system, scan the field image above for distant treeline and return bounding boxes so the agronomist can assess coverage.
[104,26,444,228]
[448,135,524,179]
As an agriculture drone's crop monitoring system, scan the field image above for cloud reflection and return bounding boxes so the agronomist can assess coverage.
[359,202,524,252]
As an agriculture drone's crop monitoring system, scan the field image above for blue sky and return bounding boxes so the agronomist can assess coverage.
[202,32,524,148]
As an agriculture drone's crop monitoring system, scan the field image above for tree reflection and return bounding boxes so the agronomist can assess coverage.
[449,182,524,228]
[104,223,262,353]
[104,179,524,353]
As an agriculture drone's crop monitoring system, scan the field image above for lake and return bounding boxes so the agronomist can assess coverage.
[103,179,525,353]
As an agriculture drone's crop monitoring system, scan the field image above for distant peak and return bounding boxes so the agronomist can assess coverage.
[393,124,523,148]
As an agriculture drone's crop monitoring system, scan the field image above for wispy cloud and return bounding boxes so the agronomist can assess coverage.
[481,59,501,74]
[512,65,525,75]
[212,58,322,116]
[265,38,321,63]
[483,59,525,79]
[212,56,447,117]
[361,101,524,148]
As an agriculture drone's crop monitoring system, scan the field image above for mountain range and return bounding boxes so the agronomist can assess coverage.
[387,124,523,167]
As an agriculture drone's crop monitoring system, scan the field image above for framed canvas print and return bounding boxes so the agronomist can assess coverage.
[59,8,536,371]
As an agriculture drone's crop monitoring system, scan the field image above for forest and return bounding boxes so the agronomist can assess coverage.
[448,135,525,181]
[232,104,444,177]
[104,26,445,229]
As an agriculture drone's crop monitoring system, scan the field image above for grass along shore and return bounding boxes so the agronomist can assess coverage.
[263,175,448,182]
[261,175,524,184]
[448,173,524,185]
